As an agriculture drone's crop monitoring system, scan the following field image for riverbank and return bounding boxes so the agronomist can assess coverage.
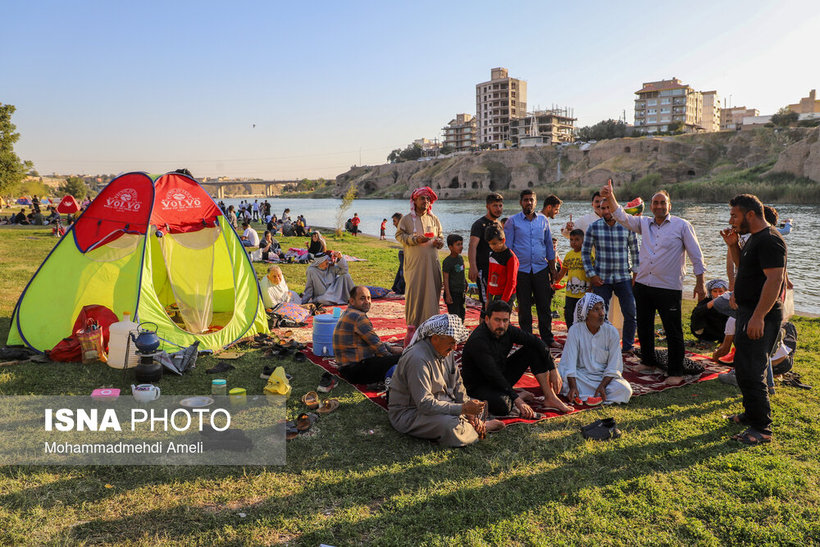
[326,127,820,203]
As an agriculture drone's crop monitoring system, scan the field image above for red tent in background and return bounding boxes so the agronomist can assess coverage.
[57,195,79,214]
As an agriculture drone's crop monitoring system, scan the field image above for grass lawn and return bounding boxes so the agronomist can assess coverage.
[1,225,819,545]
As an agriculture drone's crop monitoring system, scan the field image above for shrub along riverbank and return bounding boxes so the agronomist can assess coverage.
[1,226,819,544]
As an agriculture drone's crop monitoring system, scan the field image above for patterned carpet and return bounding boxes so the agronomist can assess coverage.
[278,297,729,425]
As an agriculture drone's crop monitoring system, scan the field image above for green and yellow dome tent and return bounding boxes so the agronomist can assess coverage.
[8,171,268,353]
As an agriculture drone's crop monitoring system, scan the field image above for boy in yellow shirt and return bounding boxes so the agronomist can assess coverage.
[555,229,592,329]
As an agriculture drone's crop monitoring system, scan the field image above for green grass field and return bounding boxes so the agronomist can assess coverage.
[1,224,819,545]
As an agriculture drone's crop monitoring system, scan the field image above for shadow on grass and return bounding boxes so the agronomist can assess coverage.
[45,393,752,544]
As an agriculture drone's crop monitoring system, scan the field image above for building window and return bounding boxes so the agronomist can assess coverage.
[661,98,671,105]
[647,100,657,106]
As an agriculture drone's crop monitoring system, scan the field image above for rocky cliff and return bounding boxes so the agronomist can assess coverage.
[334,127,819,200]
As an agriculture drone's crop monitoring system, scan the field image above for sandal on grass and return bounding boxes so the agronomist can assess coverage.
[732,427,771,445]
[301,391,320,410]
[316,398,340,414]
[296,412,318,432]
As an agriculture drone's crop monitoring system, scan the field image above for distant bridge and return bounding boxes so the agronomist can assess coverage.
[198,180,299,199]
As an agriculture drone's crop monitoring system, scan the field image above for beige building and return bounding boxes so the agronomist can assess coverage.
[700,91,721,132]
[634,78,703,133]
[720,106,759,131]
[476,67,527,147]
[442,114,477,152]
[787,89,820,114]
[413,138,442,158]
[509,108,576,146]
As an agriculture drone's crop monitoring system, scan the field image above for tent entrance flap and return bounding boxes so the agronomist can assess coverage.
[158,227,226,334]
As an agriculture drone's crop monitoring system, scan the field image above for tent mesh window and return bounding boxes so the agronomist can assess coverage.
[158,226,227,334]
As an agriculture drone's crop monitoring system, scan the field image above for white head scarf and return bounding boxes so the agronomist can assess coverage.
[406,314,470,349]
[706,279,728,292]
[574,293,606,326]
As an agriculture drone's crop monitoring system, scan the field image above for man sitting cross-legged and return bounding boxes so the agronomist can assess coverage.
[559,293,633,404]
[388,314,505,447]
[461,300,573,418]
[332,286,404,385]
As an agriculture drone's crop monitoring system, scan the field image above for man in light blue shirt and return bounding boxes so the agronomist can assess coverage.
[503,189,558,346]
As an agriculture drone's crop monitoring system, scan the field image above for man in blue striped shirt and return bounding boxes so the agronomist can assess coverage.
[504,189,558,346]
[582,199,639,354]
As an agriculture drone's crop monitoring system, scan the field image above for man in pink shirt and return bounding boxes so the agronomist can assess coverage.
[601,181,706,386]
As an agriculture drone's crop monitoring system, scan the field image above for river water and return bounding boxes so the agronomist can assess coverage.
[225,197,819,316]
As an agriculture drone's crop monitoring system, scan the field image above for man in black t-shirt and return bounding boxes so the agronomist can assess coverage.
[468,193,503,314]
[721,194,786,445]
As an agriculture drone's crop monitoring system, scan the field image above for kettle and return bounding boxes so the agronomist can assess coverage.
[131,322,160,354]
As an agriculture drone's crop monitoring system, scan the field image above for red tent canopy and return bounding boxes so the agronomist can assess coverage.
[72,172,223,253]
[56,195,79,214]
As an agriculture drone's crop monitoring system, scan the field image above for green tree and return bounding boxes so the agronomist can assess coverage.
[58,176,89,200]
[770,107,799,127]
[335,182,357,236]
[666,121,684,134]
[577,119,629,141]
[440,145,454,155]
[0,103,34,196]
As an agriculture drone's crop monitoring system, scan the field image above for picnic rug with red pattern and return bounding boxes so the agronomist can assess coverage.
[285,297,729,425]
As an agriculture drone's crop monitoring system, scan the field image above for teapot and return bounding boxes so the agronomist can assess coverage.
[131,383,161,403]
[130,322,160,354]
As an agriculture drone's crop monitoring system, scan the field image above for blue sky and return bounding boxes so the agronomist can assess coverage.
[3,0,817,179]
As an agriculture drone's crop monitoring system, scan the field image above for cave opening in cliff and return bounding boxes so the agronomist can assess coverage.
[449,177,459,189]
[624,146,631,153]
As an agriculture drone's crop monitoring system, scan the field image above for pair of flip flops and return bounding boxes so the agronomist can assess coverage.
[286,412,319,440]
[301,391,340,414]
[581,417,621,440]
[781,371,812,390]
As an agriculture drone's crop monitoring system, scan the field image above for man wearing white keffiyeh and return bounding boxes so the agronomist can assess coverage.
[558,293,633,404]
[388,314,504,446]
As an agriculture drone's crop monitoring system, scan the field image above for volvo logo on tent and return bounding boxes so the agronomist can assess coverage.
[104,188,142,212]
[160,188,201,210]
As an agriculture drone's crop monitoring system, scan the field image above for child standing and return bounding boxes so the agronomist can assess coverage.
[442,234,467,320]
[380,218,387,240]
[485,223,518,306]
[555,229,591,329]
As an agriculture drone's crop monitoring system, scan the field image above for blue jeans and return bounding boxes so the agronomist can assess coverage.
[593,280,637,351]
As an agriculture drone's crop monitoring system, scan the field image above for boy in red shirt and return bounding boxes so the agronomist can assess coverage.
[485,223,518,306]
[350,213,361,236]
[379,218,387,240]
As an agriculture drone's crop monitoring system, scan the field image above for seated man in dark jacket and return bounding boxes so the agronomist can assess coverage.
[690,279,730,342]
[461,300,573,417]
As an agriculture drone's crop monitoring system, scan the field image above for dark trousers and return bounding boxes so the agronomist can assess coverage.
[446,292,466,321]
[564,296,581,330]
[476,269,488,317]
[516,268,554,343]
[593,280,637,351]
[633,282,684,375]
[735,306,781,434]
[338,354,401,385]
[466,344,550,417]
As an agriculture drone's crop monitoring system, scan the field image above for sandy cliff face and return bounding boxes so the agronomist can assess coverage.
[769,127,820,182]
[334,128,817,199]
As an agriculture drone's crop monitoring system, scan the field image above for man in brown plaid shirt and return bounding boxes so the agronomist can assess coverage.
[332,286,404,384]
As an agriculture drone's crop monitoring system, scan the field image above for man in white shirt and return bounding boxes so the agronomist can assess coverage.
[601,180,706,385]
[240,221,260,247]
[562,191,603,237]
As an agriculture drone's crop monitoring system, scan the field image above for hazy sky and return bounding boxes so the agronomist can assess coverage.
[3,0,817,180]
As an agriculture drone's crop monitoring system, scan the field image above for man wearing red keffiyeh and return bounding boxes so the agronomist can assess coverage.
[396,187,444,345]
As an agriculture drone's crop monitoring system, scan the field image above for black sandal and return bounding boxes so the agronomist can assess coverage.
[732,427,772,445]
